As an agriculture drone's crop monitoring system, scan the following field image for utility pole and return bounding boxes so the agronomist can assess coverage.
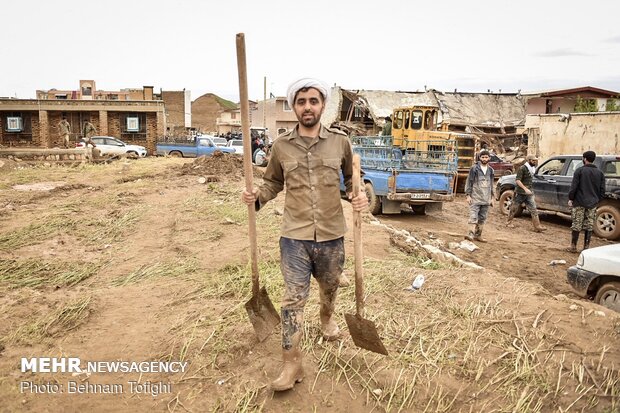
[263,76,267,130]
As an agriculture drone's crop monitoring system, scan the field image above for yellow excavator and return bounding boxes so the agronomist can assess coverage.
[391,105,479,192]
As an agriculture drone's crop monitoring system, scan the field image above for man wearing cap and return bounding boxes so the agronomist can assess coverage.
[241,78,368,392]
[465,149,494,242]
[567,150,606,252]
[506,154,547,232]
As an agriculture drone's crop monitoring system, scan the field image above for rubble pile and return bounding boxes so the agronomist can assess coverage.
[178,152,265,179]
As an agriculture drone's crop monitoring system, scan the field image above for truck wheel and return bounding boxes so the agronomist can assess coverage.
[594,205,620,240]
[499,190,523,217]
[365,182,381,215]
[169,151,182,158]
[594,282,620,312]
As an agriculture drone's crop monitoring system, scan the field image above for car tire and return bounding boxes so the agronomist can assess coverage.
[169,151,183,158]
[365,182,381,215]
[594,282,620,312]
[594,205,620,240]
[498,190,523,217]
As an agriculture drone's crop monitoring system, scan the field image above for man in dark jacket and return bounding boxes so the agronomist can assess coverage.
[567,150,606,251]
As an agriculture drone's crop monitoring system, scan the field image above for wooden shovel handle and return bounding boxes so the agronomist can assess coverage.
[352,154,365,317]
[236,33,260,297]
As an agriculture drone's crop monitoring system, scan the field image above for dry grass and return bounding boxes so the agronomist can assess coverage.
[2,159,618,412]
[2,295,92,346]
[111,259,200,286]
[0,259,101,289]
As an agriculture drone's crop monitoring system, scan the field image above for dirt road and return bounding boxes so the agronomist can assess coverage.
[0,157,618,413]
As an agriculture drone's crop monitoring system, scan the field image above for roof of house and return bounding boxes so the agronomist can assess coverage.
[522,86,620,98]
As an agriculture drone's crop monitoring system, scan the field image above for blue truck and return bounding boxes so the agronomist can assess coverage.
[156,136,235,158]
[345,137,458,215]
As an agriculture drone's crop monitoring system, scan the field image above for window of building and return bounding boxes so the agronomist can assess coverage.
[126,116,140,132]
[231,112,237,119]
[55,94,68,100]
[283,101,292,111]
[121,113,147,142]
[6,116,23,132]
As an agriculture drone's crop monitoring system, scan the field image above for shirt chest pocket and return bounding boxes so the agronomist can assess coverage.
[318,158,341,187]
[282,160,303,190]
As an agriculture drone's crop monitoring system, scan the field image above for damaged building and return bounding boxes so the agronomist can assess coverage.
[322,87,528,157]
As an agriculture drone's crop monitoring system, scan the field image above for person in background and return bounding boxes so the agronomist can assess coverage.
[465,149,495,242]
[253,144,268,167]
[82,120,97,148]
[58,117,71,148]
[567,150,606,252]
[382,115,392,136]
[506,155,546,232]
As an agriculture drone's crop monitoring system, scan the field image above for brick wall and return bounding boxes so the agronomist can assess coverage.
[145,113,157,153]
[108,112,121,138]
[161,91,186,131]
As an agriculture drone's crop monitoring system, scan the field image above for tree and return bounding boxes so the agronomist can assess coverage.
[574,96,598,113]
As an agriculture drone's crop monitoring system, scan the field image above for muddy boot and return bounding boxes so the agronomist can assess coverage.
[531,215,547,232]
[474,224,487,243]
[583,230,592,250]
[464,224,476,241]
[319,286,341,341]
[567,230,580,252]
[271,309,304,391]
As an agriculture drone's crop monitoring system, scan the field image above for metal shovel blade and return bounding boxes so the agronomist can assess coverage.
[245,286,280,342]
[345,313,389,355]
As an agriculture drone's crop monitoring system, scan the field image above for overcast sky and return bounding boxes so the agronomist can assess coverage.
[2,0,619,102]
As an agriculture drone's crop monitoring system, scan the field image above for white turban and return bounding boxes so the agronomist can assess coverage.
[286,78,330,108]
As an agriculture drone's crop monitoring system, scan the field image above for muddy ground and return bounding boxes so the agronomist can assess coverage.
[0,156,618,413]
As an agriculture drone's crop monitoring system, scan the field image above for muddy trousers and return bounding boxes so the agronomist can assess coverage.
[272,237,344,391]
[507,192,546,231]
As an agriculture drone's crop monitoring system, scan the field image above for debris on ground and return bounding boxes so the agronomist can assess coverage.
[549,259,567,266]
[12,181,68,191]
[178,153,264,179]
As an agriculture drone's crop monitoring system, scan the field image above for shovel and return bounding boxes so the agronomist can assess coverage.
[236,33,280,342]
[344,154,389,355]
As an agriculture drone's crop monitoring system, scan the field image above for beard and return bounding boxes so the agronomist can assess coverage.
[480,159,489,165]
[299,112,320,128]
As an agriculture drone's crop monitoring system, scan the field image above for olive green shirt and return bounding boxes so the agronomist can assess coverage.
[257,124,353,242]
[515,164,533,194]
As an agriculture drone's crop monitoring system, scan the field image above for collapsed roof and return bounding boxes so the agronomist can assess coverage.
[323,87,527,130]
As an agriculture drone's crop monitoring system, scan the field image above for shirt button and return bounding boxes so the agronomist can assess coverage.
[311,186,315,191]
[314,220,317,224]
[307,152,311,156]
[309,169,313,173]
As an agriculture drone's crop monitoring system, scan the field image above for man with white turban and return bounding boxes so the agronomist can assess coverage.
[242,78,367,391]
